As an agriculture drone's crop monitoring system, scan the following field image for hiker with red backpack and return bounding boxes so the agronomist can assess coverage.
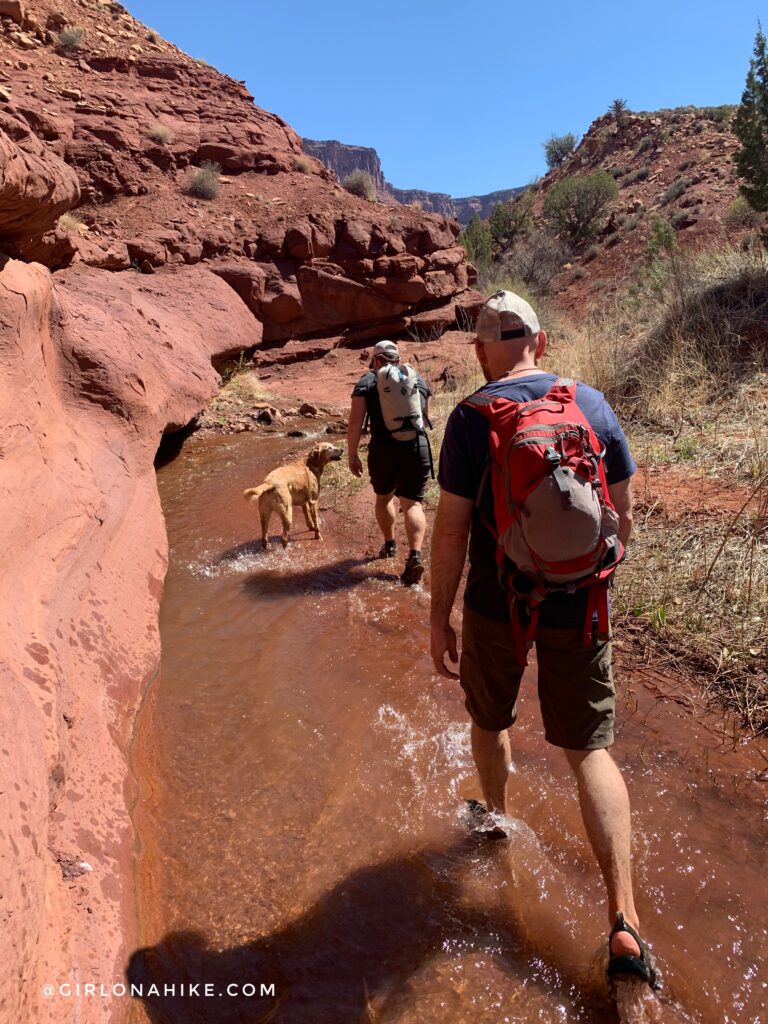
[430,291,658,990]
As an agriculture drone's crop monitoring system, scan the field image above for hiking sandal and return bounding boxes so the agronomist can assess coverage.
[607,912,660,990]
[465,798,509,840]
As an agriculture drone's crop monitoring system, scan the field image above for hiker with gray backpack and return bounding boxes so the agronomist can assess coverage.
[347,340,433,585]
[430,291,659,991]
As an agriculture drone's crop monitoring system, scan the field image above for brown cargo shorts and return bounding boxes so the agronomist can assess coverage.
[459,604,615,749]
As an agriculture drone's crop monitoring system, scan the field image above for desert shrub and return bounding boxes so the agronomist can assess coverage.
[662,178,692,204]
[147,124,173,145]
[459,214,492,267]
[488,202,513,244]
[670,210,693,228]
[186,161,220,199]
[502,230,568,292]
[609,166,628,179]
[725,195,760,228]
[146,28,160,43]
[488,193,533,245]
[542,168,619,243]
[623,165,650,185]
[585,243,600,259]
[677,159,696,172]
[610,98,629,125]
[57,26,86,50]
[704,104,734,124]
[572,266,586,279]
[58,212,84,232]
[605,231,622,247]
[543,132,577,169]
[508,189,534,238]
[646,216,677,258]
[340,169,376,201]
[636,135,654,154]
[293,155,312,174]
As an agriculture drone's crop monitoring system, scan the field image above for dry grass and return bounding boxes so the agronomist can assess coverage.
[552,245,768,733]
[215,365,274,403]
[186,161,220,200]
[58,211,86,233]
[147,124,173,145]
[340,170,377,201]
[57,26,86,50]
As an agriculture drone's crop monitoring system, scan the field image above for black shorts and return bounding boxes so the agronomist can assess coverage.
[368,435,431,502]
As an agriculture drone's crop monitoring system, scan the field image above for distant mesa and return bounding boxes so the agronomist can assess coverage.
[302,138,523,223]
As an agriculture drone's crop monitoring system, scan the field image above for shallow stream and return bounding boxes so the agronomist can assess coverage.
[129,430,767,1024]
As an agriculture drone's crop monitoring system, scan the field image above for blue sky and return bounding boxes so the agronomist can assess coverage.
[126,1,762,197]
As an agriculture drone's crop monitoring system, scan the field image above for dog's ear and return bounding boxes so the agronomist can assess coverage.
[307,447,322,469]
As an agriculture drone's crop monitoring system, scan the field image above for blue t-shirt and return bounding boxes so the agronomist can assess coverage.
[438,373,636,626]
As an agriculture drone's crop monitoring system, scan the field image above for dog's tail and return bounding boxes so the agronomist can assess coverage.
[243,483,273,502]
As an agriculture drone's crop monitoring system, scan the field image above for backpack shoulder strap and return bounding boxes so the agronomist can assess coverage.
[462,391,497,410]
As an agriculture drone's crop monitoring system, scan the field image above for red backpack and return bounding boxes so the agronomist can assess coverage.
[463,377,623,657]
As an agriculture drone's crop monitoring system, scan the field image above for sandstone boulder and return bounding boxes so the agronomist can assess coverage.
[261,264,303,323]
[0,0,24,25]
[209,261,267,322]
[0,113,80,246]
[369,274,427,304]
[126,237,166,267]
[424,269,459,299]
[426,246,466,269]
[284,222,313,260]
[73,236,131,270]
[297,265,409,326]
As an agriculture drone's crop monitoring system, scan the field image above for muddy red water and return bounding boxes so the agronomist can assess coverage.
[128,431,767,1024]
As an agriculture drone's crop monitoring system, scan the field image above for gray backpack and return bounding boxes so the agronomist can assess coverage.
[376,363,424,441]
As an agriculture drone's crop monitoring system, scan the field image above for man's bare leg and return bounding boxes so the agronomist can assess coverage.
[471,724,511,813]
[564,748,642,957]
[399,497,426,552]
[374,491,396,542]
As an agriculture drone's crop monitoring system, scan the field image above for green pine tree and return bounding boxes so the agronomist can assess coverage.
[459,215,492,267]
[733,25,768,212]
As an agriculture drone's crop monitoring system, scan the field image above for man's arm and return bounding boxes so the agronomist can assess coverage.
[607,476,633,547]
[347,395,366,477]
[430,489,474,679]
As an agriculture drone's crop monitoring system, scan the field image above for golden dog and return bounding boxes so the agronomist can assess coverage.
[243,442,343,549]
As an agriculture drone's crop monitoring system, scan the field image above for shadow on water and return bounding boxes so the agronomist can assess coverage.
[154,423,198,470]
[126,842,619,1024]
[225,552,398,600]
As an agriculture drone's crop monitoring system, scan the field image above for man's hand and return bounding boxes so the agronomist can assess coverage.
[349,452,363,478]
[431,621,459,679]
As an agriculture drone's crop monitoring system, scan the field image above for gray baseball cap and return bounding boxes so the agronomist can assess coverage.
[369,340,399,367]
[475,290,540,342]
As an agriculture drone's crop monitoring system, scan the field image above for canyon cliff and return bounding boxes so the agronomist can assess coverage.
[303,137,523,222]
[0,2,476,1022]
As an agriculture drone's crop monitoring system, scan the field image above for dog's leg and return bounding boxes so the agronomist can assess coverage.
[260,505,270,550]
[311,500,321,539]
[301,503,313,531]
[279,505,293,548]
